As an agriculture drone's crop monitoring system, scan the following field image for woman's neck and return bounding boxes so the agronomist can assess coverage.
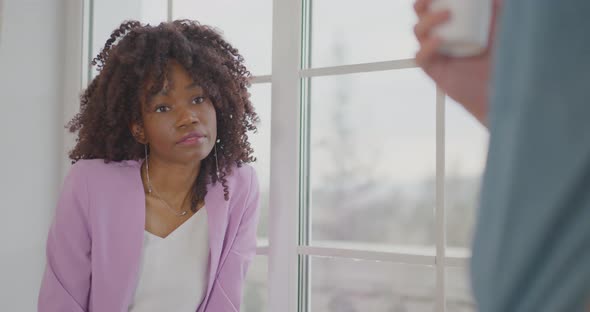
[143,156,201,202]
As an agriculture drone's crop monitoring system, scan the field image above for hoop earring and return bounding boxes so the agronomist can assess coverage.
[144,144,152,194]
[215,139,220,179]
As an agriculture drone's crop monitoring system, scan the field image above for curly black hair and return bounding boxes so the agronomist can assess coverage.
[67,20,258,209]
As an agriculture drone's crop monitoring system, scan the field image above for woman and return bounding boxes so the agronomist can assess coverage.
[38,20,260,312]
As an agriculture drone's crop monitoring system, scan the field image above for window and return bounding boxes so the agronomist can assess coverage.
[268,1,487,311]
[84,1,488,311]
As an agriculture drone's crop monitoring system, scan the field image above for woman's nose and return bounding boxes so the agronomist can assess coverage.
[176,106,199,128]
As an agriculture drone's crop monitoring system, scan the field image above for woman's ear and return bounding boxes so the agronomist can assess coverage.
[129,122,147,144]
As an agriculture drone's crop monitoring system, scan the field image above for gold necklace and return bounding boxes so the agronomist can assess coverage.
[144,160,189,217]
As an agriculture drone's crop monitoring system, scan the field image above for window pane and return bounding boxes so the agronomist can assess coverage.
[139,0,168,25]
[310,69,436,250]
[91,0,167,78]
[243,255,268,312]
[173,0,272,75]
[311,0,418,67]
[445,98,488,248]
[311,256,435,312]
[446,266,476,312]
[248,83,271,239]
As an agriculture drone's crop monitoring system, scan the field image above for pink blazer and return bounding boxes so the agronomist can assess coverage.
[38,159,260,312]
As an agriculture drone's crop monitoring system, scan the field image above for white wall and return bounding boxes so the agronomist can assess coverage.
[0,1,162,310]
[0,0,82,310]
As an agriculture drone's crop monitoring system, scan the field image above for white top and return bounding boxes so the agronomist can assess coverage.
[128,208,209,312]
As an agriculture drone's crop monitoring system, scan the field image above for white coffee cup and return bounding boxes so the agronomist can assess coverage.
[431,0,493,57]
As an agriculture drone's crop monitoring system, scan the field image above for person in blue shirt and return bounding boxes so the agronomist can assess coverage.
[414,0,590,311]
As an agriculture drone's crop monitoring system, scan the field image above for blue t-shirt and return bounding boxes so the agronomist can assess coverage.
[471,1,590,311]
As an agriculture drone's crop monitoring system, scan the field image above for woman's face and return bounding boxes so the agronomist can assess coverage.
[135,60,217,166]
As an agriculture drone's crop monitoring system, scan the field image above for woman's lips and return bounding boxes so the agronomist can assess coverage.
[177,134,206,145]
[177,131,207,145]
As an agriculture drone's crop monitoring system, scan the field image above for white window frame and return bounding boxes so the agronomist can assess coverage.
[267,1,470,312]
[73,1,474,311]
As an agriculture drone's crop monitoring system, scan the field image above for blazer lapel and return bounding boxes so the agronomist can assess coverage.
[197,181,229,311]
[92,160,145,310]
[112,177,145,307]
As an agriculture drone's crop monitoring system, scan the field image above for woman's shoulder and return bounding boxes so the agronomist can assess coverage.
[66,159,141,183]
[220,164,259,216]
[226,163,258,186]
[69,158,141,172]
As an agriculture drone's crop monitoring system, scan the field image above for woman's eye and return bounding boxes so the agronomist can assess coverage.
[155,105,170,113]
[192,96,206,105]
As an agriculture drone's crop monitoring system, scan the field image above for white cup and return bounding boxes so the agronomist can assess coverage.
[431,0,493,57]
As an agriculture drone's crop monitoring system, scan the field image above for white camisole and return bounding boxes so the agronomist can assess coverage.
[128,208,209,312]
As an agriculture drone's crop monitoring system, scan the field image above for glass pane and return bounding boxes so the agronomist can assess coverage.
[446,266,476,312]
[243,255,268,312]
[248,83,271,240]
[173,0,272,75]
[445,97,488,248]
[139,0,168,25]
[91,0,167,78]
[311,0,418,67]
[310,69,437,250]
[311,256,435,312]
